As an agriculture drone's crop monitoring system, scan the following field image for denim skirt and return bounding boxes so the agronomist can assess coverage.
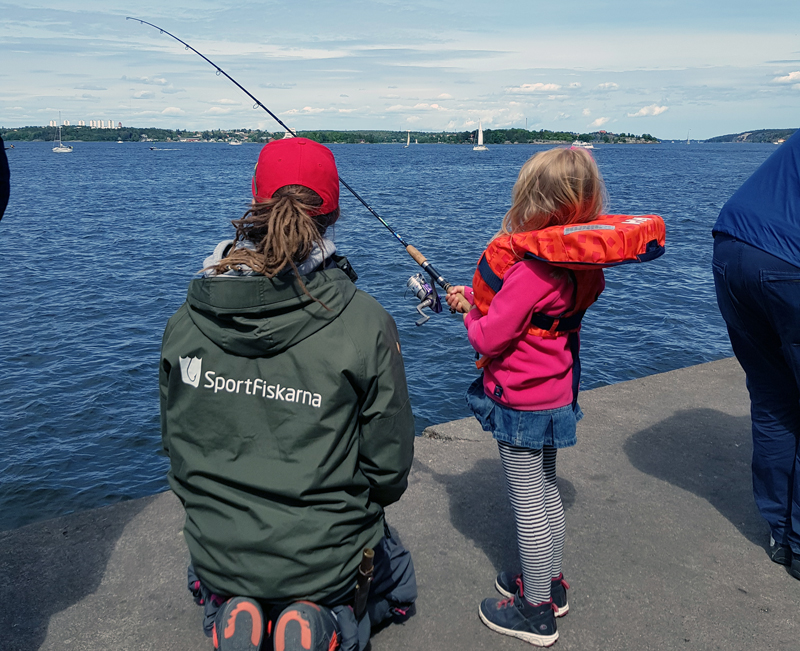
[465,375,582,450]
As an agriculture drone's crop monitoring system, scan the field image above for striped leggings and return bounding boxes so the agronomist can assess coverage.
[497,441,565,604]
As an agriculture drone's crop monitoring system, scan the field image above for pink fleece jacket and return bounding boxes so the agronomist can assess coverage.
[463,259,605,411]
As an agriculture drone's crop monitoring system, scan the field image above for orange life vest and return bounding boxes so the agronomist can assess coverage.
[472,214,665,339]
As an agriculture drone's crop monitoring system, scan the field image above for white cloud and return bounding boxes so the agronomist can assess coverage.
[773,71,800,83]
[437,93,453,99]
[772,70,800,84]
[568,82,581,88]
[627,104,669,117]
[214,99,239,105]
[161,107,185,115]
[412,103,445,110]
[589,117,610,127]
[123,76,168,86]
[407,116,422,123]
[133,91,154,100]
[282,106,327,115]
[506,83,561,93]
[582,108,591,116]
[207,107,232,115]
[596,82,619,90]
[555,112,570,120]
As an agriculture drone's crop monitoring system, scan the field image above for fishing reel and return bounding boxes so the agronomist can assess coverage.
[406,273,443,326]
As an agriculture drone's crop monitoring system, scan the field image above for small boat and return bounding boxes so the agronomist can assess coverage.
[404,131,410,148]
[473,121,488,151]
[52,114,73,153]
[228,140,243,146]
[571,140,594,149]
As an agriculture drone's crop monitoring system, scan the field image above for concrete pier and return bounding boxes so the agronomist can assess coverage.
[2,358,798,650]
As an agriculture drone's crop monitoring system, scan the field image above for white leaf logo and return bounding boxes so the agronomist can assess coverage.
[179,356,202,388]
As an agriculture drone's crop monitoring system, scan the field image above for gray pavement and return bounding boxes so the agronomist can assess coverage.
[2,358,798,650]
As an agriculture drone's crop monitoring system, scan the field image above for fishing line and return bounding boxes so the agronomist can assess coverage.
[126,17,455,318]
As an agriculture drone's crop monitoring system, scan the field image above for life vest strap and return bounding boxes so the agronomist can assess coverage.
[477,253,504,293]
[530,310,585,333]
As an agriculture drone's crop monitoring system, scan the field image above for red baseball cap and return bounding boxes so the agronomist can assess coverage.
[251,138,339,215]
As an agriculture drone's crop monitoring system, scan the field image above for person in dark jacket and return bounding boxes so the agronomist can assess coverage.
[0,135,9,221]
[160,138,417,651]
[712,129,800,580]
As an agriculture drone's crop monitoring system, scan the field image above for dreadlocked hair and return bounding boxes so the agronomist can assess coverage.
[211,185,340,306]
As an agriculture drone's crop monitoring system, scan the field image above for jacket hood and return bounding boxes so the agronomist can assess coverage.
[185,268,357,357]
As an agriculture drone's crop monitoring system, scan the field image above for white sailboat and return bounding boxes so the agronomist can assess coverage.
[473,121,488,151]
[404,130,410,148]
[52,114,73,153]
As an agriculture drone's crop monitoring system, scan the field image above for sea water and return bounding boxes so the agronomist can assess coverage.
[0,140,776,530]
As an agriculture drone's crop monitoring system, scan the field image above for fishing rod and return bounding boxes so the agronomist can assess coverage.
[126,17,459,322]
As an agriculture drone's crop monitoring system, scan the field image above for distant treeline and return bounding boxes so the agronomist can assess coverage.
[0,125,660,145]
[705,129,796,144]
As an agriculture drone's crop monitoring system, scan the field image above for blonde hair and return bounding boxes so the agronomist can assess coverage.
[498,147,606,236]
[210,184,340,304]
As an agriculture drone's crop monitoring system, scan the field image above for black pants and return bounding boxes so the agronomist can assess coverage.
[188,529,416,651]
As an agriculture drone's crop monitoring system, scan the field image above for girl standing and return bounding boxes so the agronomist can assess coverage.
[447,147,607,647]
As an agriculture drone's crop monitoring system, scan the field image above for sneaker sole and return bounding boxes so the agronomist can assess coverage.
[217,597,264,651]
[478,605,559,647]
[494,580,569,618]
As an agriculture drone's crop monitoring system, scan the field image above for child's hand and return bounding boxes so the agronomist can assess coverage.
[446,286,474,314]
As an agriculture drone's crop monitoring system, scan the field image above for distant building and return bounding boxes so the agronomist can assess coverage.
[63,120,70,126]
[49,120,56,127]
[118,122,122,128]
[101,120,106,129]
[78,120,85,126]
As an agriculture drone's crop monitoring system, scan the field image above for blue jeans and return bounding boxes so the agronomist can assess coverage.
[713,234,800,554]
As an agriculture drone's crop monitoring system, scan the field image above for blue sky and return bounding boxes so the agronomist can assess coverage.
[2,0,798,139]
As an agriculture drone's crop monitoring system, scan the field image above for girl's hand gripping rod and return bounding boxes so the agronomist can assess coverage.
[127,17,459,324]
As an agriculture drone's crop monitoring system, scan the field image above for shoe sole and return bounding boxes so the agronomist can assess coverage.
[217,597,264,651]
[494,580,569,618]
[478,605,559,647]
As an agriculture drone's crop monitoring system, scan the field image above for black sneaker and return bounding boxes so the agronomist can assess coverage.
[272,601,339,651]
[479,593,557,647]
[213,597,265,651]
[495,572,569,618]
[768,537,792,566]
[791,556,800,580]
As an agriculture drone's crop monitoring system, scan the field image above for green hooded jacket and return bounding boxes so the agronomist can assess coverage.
[160,264,415,605]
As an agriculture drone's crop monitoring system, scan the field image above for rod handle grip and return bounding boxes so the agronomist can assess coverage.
[405,245,427,266]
